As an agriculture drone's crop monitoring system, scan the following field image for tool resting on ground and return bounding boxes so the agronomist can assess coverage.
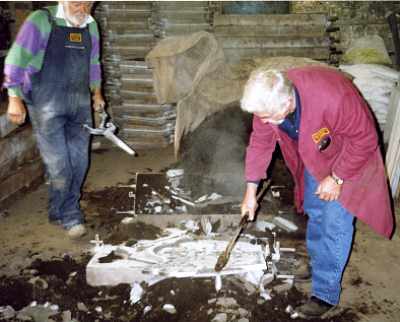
[214,179,271,272]
[83,110,136,155]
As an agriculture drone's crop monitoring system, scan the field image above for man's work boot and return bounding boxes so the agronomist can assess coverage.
[67,224,86,239]
[295,296,334,319]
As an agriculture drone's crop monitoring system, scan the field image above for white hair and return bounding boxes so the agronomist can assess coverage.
[240,69,293,114]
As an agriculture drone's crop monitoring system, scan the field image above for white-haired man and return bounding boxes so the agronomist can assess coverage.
[4,2,105,238]
[240,66,393,318]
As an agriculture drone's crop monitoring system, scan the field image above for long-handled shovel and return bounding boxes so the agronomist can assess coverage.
[214,179,271,272]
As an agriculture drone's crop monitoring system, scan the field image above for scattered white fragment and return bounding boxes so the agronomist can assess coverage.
[215,274,222,292]
[243,270,264,287]
[90,234,104,250]
[272,216,298,232]
[237,318,249,322]
[212,312,228,322]
[171,195,195,206]
[286,305,294,314]
[272,241,280,261]
[166,169,184,178]
[143,183,149,187]
[43,302,50,308]
[208,192,222,201]
[143,305,152,315]
[95,306,102,313]
[180,219,199,232]
[162,304,177,314]
[281,247,296,252]
[154,206,162,213]
[261,273,274,286]
[121,217,135,225]
[201,216,212,235]
[77,302,89,312]
[175,205,188,213]
[255,220,275,231]
[195,195,208,203]
[170,290,176,296]
[130,282,144,304]
[291,311,300,319]
[259,289,272,301]
[271,190,280,198]
[30,301,37,307]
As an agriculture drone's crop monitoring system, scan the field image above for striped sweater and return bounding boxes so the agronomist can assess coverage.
[3,5,101,98]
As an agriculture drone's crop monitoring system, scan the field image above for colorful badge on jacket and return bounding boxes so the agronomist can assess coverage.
[312,127,331,151]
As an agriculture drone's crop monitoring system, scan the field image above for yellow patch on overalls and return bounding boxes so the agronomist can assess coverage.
[312,127,330,144]
[69,33,82,43]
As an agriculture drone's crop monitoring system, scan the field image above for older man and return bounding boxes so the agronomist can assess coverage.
[4,1,104,238]
[240,66,393,318]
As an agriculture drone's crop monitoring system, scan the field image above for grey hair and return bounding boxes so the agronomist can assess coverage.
[240,69,293,114]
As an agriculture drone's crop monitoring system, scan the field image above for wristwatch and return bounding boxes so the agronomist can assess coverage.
[331,173,344,185]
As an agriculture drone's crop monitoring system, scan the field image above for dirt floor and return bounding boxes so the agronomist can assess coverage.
[0,145,399,322]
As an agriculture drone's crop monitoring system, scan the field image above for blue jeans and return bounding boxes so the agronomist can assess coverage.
[27,91,91,229]
[303,169,354,305]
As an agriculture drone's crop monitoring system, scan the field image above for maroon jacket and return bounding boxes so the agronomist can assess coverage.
[245,66,393,238]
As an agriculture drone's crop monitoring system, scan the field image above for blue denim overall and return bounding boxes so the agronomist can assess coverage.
[27,11,92,229]
[280,89,354,305]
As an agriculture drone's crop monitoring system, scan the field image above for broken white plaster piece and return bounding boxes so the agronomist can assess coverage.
[255,220,275,232]
[86,229,267,287]
[143,305,152,315]
[130,282,144,304]
[171,195,195,206]
[195,195,208,203]
[215,274,222,292]
[273,216,298,232]
[162,304,177,314]
[208,192,222,201]
[180,219,199,232]
[259,288,272,301]
[90,234,104,252]
[272,241,280,261]
[271,190,280,198]
[166,169,184,178]
[121,217,135,225]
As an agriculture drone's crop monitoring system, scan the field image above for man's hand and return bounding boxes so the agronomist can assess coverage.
[7,96,27,125]
[241,183,259,221]
[92,89,105,112]
[315,175,342,201]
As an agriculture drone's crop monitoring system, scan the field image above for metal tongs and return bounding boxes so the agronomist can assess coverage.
[84,111,136,155]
